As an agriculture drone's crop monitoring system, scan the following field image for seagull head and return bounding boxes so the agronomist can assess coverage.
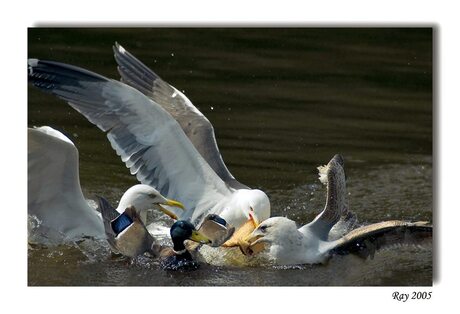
[235,189,270,227]
[239,217,298,256]
[221,189,270,247]
[118,184,185,222]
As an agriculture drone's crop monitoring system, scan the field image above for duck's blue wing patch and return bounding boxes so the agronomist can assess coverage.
[111,213,133,235]
[208,214,227,226]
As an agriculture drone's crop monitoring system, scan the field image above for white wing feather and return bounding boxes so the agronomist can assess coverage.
[28,60,234,224]
[112,43,248,189]
[28,127,104,239]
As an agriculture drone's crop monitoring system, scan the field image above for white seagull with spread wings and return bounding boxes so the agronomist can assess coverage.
[28,43,270,240]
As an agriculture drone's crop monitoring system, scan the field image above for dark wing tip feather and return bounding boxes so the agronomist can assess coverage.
[28,59,109,87]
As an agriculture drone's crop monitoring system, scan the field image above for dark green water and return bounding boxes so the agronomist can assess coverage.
[27,28,432,286]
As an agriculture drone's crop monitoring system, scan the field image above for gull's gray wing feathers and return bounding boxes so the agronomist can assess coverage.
[113,43,248,189]
[28,59,233,221]
[28,126,104,240]
[330,221,432,259]
[299,154,348,240]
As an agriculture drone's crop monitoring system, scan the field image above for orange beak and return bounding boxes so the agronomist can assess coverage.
[222,210,259,248]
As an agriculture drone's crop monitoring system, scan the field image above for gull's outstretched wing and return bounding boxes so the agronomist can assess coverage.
[299,154,348,240]
[330,221,432,259]
[28,126,104,240]
[113,43,248,190]
[28,59,233,224]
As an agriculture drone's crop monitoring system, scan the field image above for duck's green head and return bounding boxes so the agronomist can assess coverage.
[170,220,211,251]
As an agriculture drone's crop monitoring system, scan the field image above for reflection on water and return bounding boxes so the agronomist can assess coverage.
[27,28,432,286]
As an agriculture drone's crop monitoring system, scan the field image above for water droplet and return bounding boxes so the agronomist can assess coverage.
[171,53,175,57]
[210,106,214,110]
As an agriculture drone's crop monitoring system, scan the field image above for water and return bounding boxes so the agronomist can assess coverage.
[27,28,432,286]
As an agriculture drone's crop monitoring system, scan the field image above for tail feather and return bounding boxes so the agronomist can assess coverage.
[97,195,119,222]
[96,196,120,249]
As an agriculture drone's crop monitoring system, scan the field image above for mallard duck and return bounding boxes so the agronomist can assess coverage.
[159,220,212,270]
[28,47,270,246]
[239,155,432,265]
[100,201,155,258]
[28,126,185,241]
[98,196,211,270]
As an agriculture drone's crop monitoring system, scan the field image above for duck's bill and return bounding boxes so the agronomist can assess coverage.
[189,230,212,244]
[158,199,185,220]
[222,213,259,248]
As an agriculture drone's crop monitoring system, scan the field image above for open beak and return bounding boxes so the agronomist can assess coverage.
[222,211,260,248]
[239,231,266,256]
[189,230,212,244]
[158,199,185,220]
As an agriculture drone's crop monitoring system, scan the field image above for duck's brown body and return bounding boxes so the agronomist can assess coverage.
[99,200,157,258]
[113,213,155,257]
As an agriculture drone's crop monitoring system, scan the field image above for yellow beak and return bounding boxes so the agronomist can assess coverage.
[158,199,185,220]
[165,199,185,210]
[189,230,212,244]
[222,211,260,248]
[239,232,266,256]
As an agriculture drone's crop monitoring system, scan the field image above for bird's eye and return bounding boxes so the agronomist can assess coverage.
[260,225,268,232]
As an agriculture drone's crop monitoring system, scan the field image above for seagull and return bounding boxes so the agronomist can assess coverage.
[27,49,270,240]
[239,155,432,265]
[28,126,186,241]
